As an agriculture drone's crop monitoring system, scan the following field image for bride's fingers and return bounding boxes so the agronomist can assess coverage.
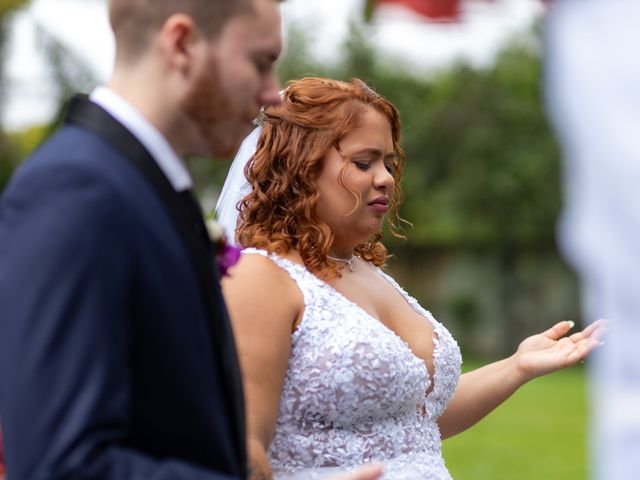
[566,340,595,364]
[569,323,609,344]
[581,319,608,336]
[544,320,575,340]
[560,335,600,364]
[578,319,610,340]
[577,333,603,352]
[569,329,591,343]
[591,318,610,329]
[593,326,609,342]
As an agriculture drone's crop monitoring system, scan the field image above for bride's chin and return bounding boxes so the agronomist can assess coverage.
[350,227,383,245]
[365,220,385,235]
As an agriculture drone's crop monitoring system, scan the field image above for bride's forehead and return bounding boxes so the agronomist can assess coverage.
[337,118,394,151]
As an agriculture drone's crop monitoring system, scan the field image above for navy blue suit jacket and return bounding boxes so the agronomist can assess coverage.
[0,97,247,479]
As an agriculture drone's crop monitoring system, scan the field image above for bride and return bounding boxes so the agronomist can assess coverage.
[217,77,603,479]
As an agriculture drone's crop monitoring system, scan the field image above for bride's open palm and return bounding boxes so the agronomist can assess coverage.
[515,319,606,380]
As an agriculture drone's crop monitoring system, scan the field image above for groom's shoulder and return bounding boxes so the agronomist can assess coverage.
[9,124,140,200]
[0,126,147,235]
[30,123,128,173]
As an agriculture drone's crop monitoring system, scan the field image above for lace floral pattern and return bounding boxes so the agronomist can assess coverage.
[243,249,462,480]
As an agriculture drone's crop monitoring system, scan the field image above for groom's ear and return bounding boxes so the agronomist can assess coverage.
[158,14,203,73]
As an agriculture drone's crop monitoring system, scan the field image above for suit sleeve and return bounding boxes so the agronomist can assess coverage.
[0,164,242,480]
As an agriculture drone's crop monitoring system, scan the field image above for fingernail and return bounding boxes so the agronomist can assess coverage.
[567,320,575,329]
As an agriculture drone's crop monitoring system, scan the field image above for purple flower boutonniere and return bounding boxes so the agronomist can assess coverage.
[205,216,243,277]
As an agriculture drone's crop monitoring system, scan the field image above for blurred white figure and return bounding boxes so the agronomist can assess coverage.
[546,1,640,479]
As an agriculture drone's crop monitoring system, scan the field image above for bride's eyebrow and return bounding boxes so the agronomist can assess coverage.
[350,147,396,160]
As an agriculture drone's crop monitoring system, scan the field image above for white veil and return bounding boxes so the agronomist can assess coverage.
[215,125,262,244]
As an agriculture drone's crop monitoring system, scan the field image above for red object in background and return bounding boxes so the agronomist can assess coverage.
[377,0,462,21]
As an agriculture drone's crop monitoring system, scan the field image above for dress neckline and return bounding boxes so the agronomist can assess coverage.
[244,248,439,397]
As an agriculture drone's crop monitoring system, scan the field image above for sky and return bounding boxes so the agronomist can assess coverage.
[1,0,544,130]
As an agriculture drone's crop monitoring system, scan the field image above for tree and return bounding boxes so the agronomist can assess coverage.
[0,0,31,190]
[0,1,99,191]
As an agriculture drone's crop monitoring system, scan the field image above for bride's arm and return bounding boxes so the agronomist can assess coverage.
[222,255,303,480]
[438,320,604,439]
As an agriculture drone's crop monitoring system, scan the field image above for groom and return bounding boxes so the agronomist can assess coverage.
[0,0,385,478]
[0,0,386,476]
[0,0,287,478]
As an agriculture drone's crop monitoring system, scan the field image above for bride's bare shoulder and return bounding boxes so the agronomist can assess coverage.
[221,249,303,314]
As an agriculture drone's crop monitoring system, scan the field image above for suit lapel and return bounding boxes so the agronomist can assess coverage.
[64,95,246,472]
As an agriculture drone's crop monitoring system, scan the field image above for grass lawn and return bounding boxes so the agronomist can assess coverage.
[442,362,590,480]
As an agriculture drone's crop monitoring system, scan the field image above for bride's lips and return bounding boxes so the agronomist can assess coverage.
[368,196,389,214]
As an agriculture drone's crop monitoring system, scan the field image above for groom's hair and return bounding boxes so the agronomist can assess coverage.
[109,0,262,61]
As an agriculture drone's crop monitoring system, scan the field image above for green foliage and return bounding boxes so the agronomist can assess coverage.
[0,125,48,189]
[413,45,560,248]
[278,23,562,249]
[0,0,29,18]
[0,2,98,192]
[0,140,17,189]
[363,0,377,23]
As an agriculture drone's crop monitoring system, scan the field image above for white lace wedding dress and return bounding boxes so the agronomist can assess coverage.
[243,249,462,480]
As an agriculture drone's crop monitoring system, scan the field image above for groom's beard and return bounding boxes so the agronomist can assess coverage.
[181,56,238,159]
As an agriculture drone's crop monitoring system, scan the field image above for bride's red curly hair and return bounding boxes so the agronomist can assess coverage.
[236,77,407,279]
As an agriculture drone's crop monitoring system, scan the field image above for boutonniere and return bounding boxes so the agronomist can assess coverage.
[205,213,243,276]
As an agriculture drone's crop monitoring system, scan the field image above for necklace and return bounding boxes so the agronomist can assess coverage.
[327,254,356,272]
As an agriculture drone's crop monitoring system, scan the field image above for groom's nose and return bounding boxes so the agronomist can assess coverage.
[258,72,282,107]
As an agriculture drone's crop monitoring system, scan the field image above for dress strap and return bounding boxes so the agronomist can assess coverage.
[241,248,315,299]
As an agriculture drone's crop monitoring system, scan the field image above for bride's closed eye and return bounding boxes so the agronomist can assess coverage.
[352,161,371,171]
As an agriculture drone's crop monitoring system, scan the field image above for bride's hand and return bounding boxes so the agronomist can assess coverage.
[513,319,607,381]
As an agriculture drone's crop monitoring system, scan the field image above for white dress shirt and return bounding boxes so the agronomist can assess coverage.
[90,86,193,192]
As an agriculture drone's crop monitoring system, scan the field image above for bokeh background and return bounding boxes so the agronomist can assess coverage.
[0,1,588,478]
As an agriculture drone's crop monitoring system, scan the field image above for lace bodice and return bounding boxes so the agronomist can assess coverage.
[243,249,462,480]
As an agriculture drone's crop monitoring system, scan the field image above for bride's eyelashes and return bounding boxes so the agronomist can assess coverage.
[352,161,371,171]
[351,159,396,175]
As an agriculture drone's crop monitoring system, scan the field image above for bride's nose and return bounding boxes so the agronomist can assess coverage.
[373,164,395,191]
